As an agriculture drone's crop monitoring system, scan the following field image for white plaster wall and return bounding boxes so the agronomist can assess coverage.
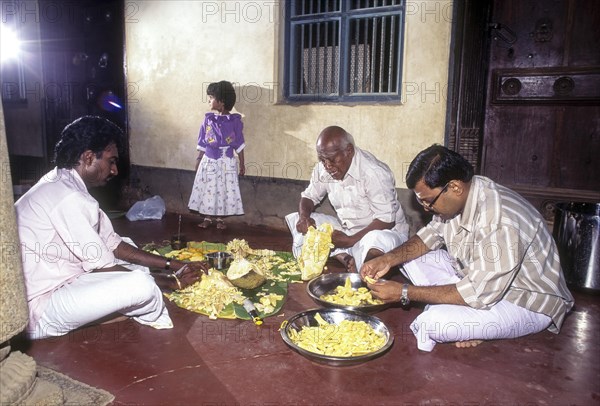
[126,0,453,187]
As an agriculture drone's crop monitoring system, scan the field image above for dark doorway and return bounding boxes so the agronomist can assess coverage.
[3,0,127,209]
[39,0,128,209]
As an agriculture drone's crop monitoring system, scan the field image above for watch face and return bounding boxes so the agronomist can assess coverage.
[401,284,409,306]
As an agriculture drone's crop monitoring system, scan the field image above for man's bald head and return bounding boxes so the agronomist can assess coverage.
[315,126,355,180]
[316,126,355,151]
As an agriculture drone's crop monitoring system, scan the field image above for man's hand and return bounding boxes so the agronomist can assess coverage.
[296,216,316,234]
[331,230,355,248]
[360,254,394,281]
[171,260,207,288]
[173,260,208,274]
[366,279,403,302]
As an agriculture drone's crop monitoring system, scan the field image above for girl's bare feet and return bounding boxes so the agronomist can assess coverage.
[215,218,226,229]
[198,217,213,228]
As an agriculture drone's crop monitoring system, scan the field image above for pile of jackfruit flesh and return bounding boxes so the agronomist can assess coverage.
[165,269,243,319]
[320,277,384,306]
[298,223,334,281]
[287,312,386,357]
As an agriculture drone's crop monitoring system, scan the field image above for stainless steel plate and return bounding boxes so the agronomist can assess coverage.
[280,308,394,366]
[306,272,390,313]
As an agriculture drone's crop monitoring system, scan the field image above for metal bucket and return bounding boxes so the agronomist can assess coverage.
[553,202,600,291]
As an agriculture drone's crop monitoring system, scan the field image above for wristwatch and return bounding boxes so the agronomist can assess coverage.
[400,283,410,306]
[164,260,171,271]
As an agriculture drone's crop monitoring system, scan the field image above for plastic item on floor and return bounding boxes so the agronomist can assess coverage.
[125,195,166,221]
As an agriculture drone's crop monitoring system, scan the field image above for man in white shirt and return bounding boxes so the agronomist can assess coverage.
[285,126,409,272]
[15,116,205,339]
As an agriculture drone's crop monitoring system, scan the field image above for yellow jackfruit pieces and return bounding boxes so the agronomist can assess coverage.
[320,276,384,306]
[165,269,243,319]
[364,276,377,284]
[288,312,386,357]
[226,239,275,259]
[164,247,205,261]
[298,223,334,281]
[255,293,284,314]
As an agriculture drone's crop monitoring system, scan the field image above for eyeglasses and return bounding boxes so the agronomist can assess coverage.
[416,182,449,210]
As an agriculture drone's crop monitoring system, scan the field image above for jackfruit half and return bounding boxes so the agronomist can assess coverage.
[226,255,267,289]
[298,223,334,281]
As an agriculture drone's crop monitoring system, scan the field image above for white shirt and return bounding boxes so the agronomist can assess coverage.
[14,168,123,328]
[302,146,409,237]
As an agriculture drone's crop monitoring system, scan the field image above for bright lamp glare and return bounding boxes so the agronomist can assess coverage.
[1,27,21,62]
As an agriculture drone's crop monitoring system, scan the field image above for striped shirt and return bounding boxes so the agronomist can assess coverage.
[417,176,574,333]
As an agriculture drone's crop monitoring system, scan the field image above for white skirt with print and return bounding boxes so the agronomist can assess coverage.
[188,155,244,216]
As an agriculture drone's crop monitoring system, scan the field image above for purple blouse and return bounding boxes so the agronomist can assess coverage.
[197,113,245,159]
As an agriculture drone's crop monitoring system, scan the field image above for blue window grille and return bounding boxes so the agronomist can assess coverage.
[285,0,405,102]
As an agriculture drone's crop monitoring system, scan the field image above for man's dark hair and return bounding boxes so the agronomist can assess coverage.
[54,116,125,169]
[406,144,474,189]
[207,80,236,111]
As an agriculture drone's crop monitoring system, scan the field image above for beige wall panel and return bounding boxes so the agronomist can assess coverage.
[126,1,453,187]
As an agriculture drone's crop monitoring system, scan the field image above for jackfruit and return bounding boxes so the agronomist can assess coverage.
[298,223,334,281]
[226,239,267,289]
[226,257,266,289]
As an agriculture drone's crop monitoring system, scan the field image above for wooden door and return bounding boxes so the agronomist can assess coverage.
[481,0,600,219]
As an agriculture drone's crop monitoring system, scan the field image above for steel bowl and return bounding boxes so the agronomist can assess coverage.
[280,308,394,366]
[306,272,390,313]
[205,251,232,270]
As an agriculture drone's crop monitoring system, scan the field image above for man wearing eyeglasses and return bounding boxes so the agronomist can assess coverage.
[361,144,574,351]
[286,126,409,274]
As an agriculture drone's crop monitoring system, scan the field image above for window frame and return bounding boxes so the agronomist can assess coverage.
[284,0,406,103]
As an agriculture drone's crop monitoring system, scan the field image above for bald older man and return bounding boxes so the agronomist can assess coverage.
[285,126,409,272]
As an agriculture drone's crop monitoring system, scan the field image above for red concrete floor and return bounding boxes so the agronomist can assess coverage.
[12,213,600,405]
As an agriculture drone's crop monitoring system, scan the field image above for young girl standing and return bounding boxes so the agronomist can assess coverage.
[188,80,245,229]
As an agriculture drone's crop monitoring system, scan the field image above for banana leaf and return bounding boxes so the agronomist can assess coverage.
[149,241,300,320]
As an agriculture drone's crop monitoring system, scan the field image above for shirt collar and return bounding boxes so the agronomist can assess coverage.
[53,167,88,192]
[343,147,360,181]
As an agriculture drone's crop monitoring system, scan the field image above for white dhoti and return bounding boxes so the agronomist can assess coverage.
[402,250,552,352]
[285,212,408,272]
[29,238,172,339]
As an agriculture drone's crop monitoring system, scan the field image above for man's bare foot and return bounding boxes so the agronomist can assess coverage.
[336,253,357,273]
[455,340,484,348]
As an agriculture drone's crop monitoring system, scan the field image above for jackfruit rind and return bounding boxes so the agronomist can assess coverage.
[228,271,267,289]
[227,257,267,289]
[298,223,334,281]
